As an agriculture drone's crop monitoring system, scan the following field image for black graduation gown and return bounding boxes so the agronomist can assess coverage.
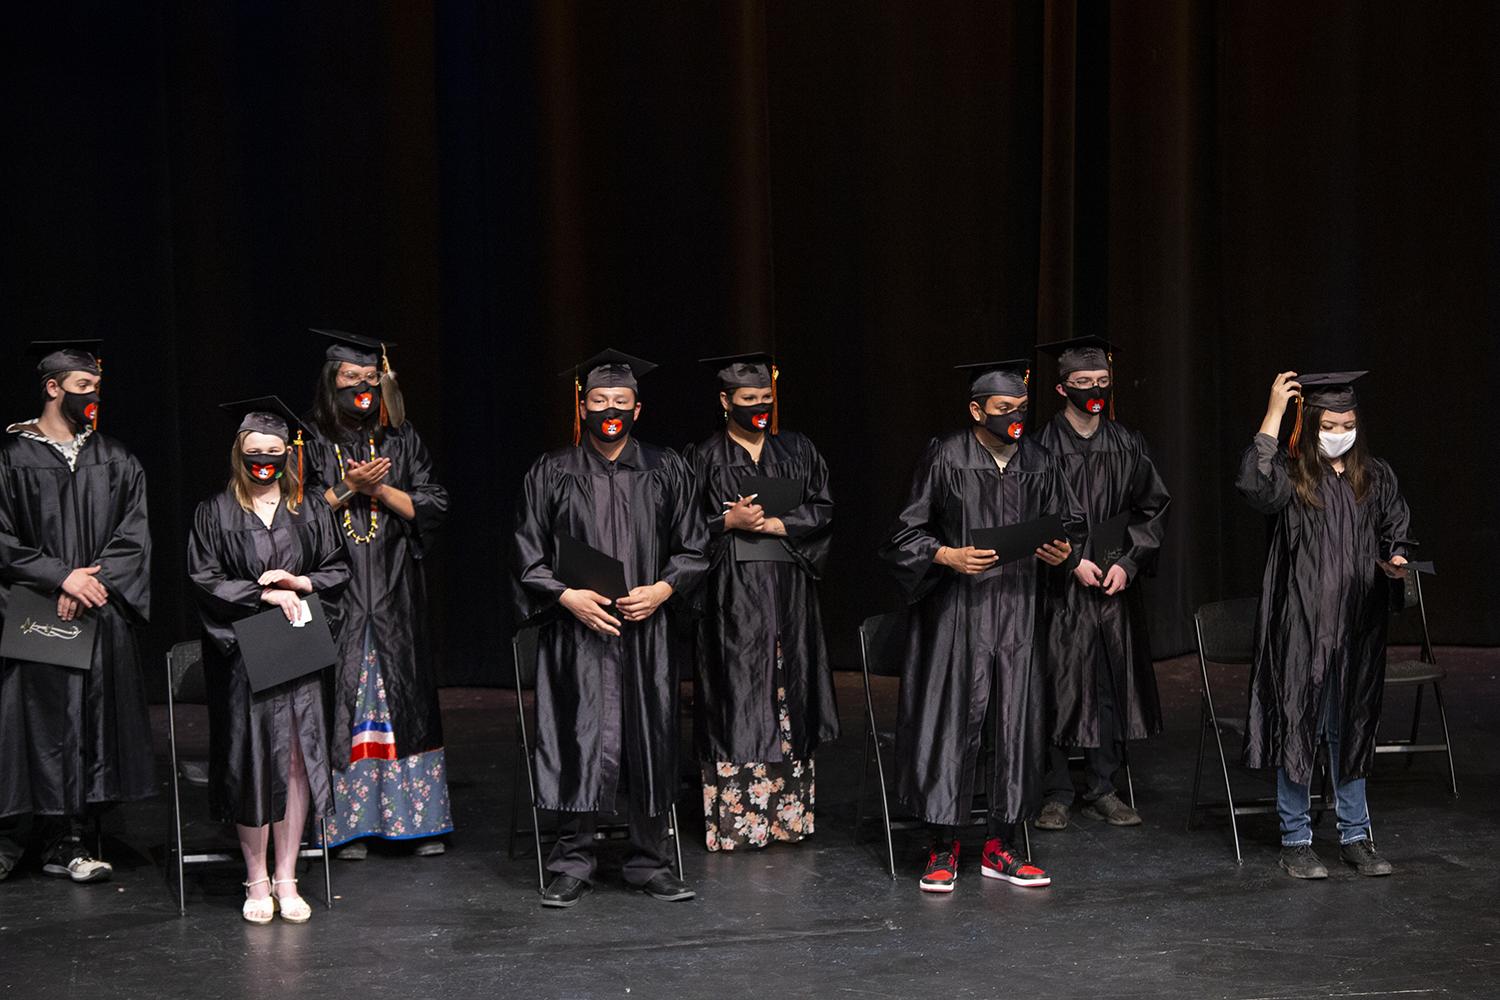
[0,430,154,819]
[511,438,709,817]
[1236,434,1410,784]
[187,491,350,826]
[1036,414,1170,747]
[880,430,1087,826]
[302,422,449,764]
[683,429,839,764]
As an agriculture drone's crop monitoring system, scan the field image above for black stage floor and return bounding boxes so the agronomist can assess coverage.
[2,649,1498,999]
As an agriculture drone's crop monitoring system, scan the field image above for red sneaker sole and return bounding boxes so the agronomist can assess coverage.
[981,865,1051,888]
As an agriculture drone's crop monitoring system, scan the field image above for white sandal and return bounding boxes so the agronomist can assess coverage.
[242,878,274,925]
[272,877,312,923]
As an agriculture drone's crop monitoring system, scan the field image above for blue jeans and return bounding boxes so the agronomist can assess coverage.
[1276,682,1371,847]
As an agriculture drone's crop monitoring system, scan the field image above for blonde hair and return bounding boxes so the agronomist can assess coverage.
[229,430,302,514]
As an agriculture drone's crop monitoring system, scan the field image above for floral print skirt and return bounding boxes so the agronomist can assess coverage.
[702,655,815,852]
[326,627,453,846]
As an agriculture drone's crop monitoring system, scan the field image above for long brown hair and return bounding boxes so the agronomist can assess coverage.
[1288,404,1372,508]
[229,431,302,514]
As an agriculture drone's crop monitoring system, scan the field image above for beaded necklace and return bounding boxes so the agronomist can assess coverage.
[333,436,380,544]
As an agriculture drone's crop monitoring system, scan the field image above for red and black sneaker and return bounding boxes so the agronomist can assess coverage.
[918,840,961,893]
[980,837,1051,888]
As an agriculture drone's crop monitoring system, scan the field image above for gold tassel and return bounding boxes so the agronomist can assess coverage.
[293,430,305,506]
[572,375,582,446]
[1288,394,1304,458]
[770,364,780,436]
[1107,351,1116,421]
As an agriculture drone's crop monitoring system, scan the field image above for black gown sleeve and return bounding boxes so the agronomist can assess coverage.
[776,437,834,566]
[0,458,72,593]
[398,425,450,556]
[1115,433,1172,582]
[92,454,152,624]
[1235,433,1293,515]
[301,499,352,597]
[880,438,949,605]
[186,500,264,654]
[1373,459,1412,561]
[511,457,567,627]
[658,451,711,599]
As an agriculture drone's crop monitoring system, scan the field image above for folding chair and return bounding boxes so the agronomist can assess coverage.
[851,611,1031,880]
[507,625,684,893]
[1186,598,1338,863]
[1376,570,1457,796]
[165,640,333,915]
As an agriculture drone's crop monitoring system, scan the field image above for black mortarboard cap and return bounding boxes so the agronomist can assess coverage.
[311,328,396,368]
[1297,371,1367,411]
[218,395,304,442]
[955,358,1031,399]
[698,351,775,390]
[1037,335,1114,377]
[29,339,103,380]
[560,348,658,393]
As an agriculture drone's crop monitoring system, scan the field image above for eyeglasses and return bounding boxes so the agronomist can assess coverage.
[337,370,380,386]
[1065,378,1112,390]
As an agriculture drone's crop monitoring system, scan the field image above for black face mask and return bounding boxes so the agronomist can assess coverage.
[61,390,99,430]
[241,452,288,483]
[584,406,635,443]
[337,383,381,420]
[729,403,772,433]
[1063,384,1111,417]
[982,408,1028,443]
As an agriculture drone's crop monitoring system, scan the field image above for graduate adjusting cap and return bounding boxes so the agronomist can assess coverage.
[219,395,307,502]
[1038,334,1117,419]
[1287,371,1367,458]
[311,328,397,368]
[29,339,103,381]
[699,351,780,434]
[955,358,1030,399]
[559,349,658,445]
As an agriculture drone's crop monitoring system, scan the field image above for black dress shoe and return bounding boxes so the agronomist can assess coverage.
[541,874,590,908]
[639,872,695,902]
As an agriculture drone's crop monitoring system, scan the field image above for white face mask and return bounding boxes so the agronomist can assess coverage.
[1318,428,1357,459]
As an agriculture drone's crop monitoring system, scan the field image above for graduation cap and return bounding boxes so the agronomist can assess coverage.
[955,359,1030,400]
[1289,371,1367,458]
[1038,334,1117,420]
[29,339,103,381]
[219,395,307,502]
[310,328,405,428]
[559,349,659,445]
[699,351,780,434]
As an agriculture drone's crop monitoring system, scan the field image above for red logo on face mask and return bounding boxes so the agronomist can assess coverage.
[1087,398,1104,414]
[250,463,277,481]
[354,391,374,410]
[602,418,624,437]
[84,402,99,422]
[1007,421,1025,440]
[752,412,769,430]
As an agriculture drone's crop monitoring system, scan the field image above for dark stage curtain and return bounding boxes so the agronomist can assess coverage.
[2,3,1495,690]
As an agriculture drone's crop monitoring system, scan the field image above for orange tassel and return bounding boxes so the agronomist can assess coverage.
[294,431,305,506]
[572,376,582,446]
[770,364,780,436]
[1287,395,1304,458]
[1107,351,1117,421]
[93,354,102,430]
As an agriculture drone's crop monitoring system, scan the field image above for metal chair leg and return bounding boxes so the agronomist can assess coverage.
[320,816,334,909]
[852,726,873,844]
[670,803,685,880]
[1433,681,1458,798]
[1022,821,1032,863]
[1405,684,1426,769]
[1186,701,1208,832]
[166,656,187,916]
[1208,710,1242,864]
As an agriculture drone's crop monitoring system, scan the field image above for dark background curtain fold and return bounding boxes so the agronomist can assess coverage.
[3,2,1495,689]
